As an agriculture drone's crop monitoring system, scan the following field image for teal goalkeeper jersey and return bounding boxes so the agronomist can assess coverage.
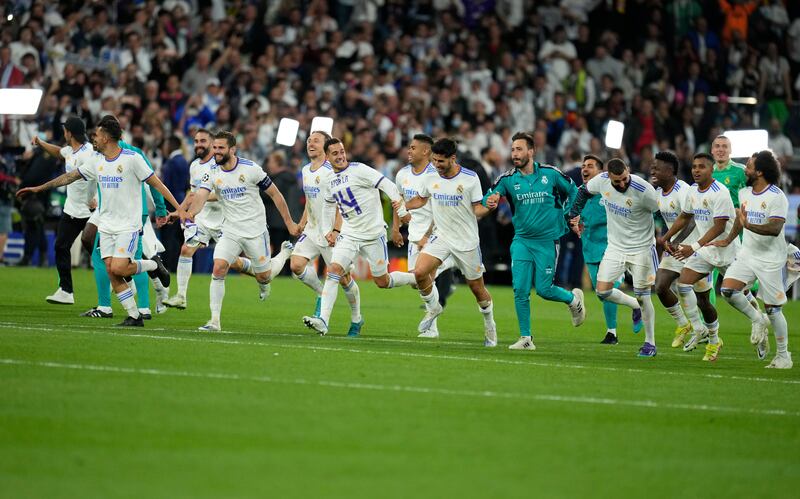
[580,194,608,264]
[482,163,578,241]
[118,140,168,217]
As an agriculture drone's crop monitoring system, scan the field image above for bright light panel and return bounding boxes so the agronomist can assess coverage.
[0,88,43,115]
[605,120,624,149]
[723,129,768,158]
[275,118,299,146]
[310,116,334,135]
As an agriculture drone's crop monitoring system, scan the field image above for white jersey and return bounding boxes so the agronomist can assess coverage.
[586,172,658,252]
[325,162,389,241]
[657,179,700,246]
[395,163,436,242]
[738,184,788,269]
[683,180,738,266]
[78,149,152,234]
[301,160,335,245]
[418,166,483,252]
[189,156,223,231]
[60,142,96,219]
[199,156,270,239]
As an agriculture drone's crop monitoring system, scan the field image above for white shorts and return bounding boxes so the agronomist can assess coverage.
[408,240,454,274]
[331,233,389,277]
[421,235,484,281]
[184,221,223,249]
[87,209,100,227]
[292,232,332,265]
[214,231,271,273]
[598,245,658,289]
[659,254,713,292]
[725,258,787,306]
[142,219,165,258]
[683,252,730,276]
[99,230,140,261]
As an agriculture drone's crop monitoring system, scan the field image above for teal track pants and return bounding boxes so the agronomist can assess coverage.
[586,262,619,330]
[92,232,149,309]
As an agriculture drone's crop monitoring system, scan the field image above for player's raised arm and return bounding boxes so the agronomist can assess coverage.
[16,169,83,198]
[31,136,65,158]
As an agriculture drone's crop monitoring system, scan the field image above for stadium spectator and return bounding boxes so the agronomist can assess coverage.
[159,135,189,270]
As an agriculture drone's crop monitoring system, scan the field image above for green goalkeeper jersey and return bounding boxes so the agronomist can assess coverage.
[712,159,746,208]
[482,163,577,241]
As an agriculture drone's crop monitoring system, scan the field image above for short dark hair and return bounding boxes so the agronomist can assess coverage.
[194,128,212,138]
[693,152,714,164]
[607,158,628,175]
[323,137,342,154]
[511,131,535,149]
[311,130,332,141]
[655,150,680,175]
[167,135,182,152]
[96,115,122,141]
[412,133,434,146]
[214,130,236,147]
[753,150,780,185]
[431,138,457,157]
[582,154,604,169]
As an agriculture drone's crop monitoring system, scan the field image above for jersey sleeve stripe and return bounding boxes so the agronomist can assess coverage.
[77,168,88,180]
[143,171,154,182]
[713,216,730,219]
[199,186,212,192]
[374,176,385,188]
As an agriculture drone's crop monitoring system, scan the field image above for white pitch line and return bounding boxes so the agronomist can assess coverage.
[0,357,796,418]
[1,322,798,386]
[0,320,761,361]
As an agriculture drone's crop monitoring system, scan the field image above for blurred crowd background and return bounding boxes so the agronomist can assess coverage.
[0,0,798,288]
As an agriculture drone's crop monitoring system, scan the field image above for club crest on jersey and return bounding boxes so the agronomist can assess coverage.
[239,174,246,183]
[433,183,440,190]
[215,178,223,185]
[703,199,709,208]
[315,176,320,184]
[670,201,676,209]
[117,164,123,173]
[725,178,730,184]
[625,198,633,207]
[761,201,767,209]
[514,183,521,190]
[456,184,464,194]
[604,191,610,197]
[541,176,549,184]
[98,166,104,172]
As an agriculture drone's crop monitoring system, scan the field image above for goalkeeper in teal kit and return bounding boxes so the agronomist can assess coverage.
[481,132,586,351]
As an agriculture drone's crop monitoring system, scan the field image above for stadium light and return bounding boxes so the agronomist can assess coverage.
[0,88,43,115]
[310,117,334,135]
[604,120,624,149]
[723,129,768,158]
[275,118,300,146]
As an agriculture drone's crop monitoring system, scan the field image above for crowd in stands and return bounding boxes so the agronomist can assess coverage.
[0,0,798,279]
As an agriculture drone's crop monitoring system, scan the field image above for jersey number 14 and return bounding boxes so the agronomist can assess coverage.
[334,187,362,219]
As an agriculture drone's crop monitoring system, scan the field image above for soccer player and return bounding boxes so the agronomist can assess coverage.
[302,137,412,336]
[712,151,792,368]
[31,117,95,305]
[185,131,298,331]
[391,133,449,338]
[481,132,585,351]
[649,151,716,348]
[661,152,738,362]
[79,137,171,319]
[576,154,626,344]
[403,138,498,347]
[288,130,362,330]
[163,128,256,309]
[567,158,659,357]
[17,115,186,326]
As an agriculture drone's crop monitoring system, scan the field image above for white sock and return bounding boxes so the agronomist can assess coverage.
[725,290,763,323]
[151,276,167,296]
[607,328,617,337]
[239,257,255,276]
[270,246,292,277]
[388,271,416,288]
[319,274,340,323]
[420,285,440,311]
[295,265,323,295]
[706,319,720,344]
[97,306,113,313]
[176,256,193,297]
[677,284,706,334]
[604,288,640,309]
[116,287,140,318]
[135,260,157,274]
[767,307,788,354]
[744,289,759,308]
[209,276,225,323]
[138,307,151,315]
[428,317,439,333]
[666,303,689,327]
[637,290,655,345]
[342,279,362,323]
[478,299,494,326]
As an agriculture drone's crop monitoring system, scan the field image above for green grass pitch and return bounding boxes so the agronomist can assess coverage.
[0,266,798,498]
